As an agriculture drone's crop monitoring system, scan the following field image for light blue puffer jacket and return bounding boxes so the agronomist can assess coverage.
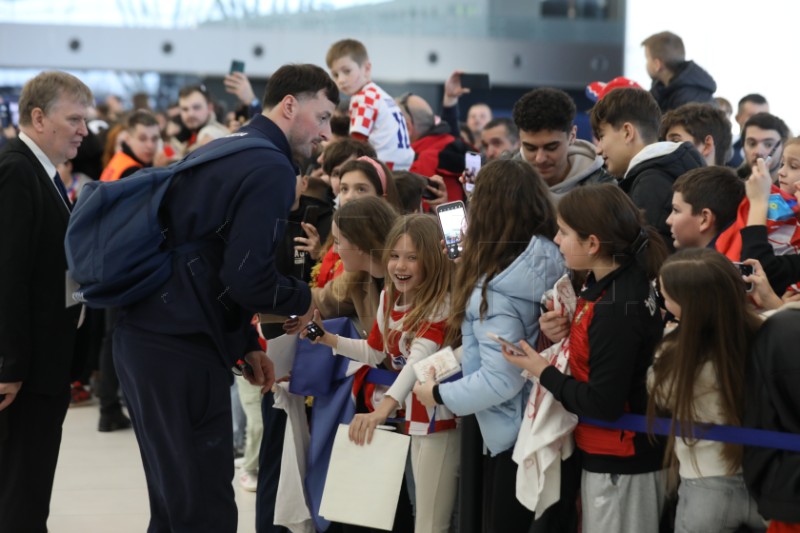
[439,234,566,455]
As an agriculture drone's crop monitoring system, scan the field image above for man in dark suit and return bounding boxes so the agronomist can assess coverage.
[113,64,339,532]
[0,71,93,532]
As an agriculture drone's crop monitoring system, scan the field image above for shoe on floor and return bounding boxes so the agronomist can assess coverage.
[234,457,246,469]
[239,471,258,492]
[70,381,92,406]
[98,411,132,432]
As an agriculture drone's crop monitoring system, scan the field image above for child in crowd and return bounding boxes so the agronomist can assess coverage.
[326,39,414,171]
[666,166,744,250]
[777,137,800,196]
[415,159,565,532]
[311,156,402,335]
[590,87,704,250]
[648,248,766,533]
[305,214,458,533]
[503,184,668,533]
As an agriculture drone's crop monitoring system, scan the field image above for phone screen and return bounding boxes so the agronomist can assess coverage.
[464,151,482,193]
[230,59,245,74]
[436,201,467,259]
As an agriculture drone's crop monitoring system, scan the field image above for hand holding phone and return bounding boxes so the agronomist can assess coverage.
[435,201,467,259]
[486,332,526,357]
[304,321,325,341]
[733,262,755,292]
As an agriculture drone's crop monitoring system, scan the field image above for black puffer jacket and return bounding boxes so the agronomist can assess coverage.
[620,141,705,251]
[650,60,717,112]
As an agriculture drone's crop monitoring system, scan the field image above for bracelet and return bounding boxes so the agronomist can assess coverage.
[432,384,444,405]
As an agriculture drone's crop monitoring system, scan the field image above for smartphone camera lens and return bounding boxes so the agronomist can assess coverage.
[305,321,324,341]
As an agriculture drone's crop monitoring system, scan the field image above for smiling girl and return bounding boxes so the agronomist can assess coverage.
[304,214,457,533]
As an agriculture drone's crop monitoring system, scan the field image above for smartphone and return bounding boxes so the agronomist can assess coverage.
[305,321,324,341]
[463,151,482,193]
[229,59,245,74]
[733,262,754,292]
[422,177,441,201]
[435,201,467,259]
[486,332,525,357]
[460,73,491,91]
[302,205,320,227]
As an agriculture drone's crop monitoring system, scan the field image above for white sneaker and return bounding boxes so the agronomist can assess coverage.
[234,457,246,469]
[239,471,258,492]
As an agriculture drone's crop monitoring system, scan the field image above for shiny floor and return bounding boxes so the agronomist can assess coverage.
[49,402,257,532]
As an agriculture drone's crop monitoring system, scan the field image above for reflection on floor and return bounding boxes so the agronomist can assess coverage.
[50,402,256,532]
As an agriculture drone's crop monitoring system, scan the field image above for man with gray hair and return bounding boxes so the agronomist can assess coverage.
[0,70,93,532]
[399,92,469,202]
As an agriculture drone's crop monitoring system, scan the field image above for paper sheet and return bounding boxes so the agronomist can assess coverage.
[319,424,410,530]
[266,334,298,380]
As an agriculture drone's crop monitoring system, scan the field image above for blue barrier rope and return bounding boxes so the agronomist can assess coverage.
[365,368,800,453]
[581,414,800,453]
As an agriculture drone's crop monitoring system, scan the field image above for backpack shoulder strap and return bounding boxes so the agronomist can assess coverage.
[174,136,280,174]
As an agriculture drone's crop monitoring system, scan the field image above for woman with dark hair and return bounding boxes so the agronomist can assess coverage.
[502,184,668,533]
[649,249,765,533]
[415,159,565,532]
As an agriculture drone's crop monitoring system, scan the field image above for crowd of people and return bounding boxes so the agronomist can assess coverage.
[1,29,799,533]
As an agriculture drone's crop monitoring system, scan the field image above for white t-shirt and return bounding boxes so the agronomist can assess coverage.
[349,82,414,170]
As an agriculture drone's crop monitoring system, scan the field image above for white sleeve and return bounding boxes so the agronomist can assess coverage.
[385,337,439,403]
[333,336,386,366]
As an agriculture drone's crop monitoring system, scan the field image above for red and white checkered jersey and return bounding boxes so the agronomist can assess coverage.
[349,82,414,170]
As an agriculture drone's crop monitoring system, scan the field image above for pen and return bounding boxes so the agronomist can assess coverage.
[765,139,782,165]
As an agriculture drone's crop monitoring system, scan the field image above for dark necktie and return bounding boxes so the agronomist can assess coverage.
[53,171,73,212]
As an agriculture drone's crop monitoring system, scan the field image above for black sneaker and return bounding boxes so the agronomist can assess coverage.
[98,411,132,432]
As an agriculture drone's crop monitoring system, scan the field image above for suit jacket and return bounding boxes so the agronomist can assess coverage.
[0,137,81,394]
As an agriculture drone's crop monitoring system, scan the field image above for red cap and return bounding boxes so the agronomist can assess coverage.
[586,77,643,102]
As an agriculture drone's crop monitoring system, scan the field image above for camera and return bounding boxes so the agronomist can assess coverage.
[305,321,324,341]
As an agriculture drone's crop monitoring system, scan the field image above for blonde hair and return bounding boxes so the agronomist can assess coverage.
[380,215,452,351]
[326,39,369,68]
[18,71,93,126]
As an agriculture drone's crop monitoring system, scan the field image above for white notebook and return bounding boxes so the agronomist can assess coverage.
[319,424,410,530]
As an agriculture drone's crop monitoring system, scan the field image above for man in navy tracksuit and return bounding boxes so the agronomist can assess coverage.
[112,64,339,533]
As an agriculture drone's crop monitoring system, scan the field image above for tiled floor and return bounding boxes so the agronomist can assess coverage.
[49,402,257,532]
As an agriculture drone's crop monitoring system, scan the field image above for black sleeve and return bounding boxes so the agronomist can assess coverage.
[539,304,647,421]
[740,225,800,293]
[440,104,461,139]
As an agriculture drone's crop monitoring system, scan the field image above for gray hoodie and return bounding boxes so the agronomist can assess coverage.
[549,139,615,201]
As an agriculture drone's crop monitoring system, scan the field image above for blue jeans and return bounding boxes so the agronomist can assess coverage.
[676,474,766,533]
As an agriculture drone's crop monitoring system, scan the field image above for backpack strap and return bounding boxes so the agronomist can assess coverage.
[173,136,280,174]
[160,135,282,250]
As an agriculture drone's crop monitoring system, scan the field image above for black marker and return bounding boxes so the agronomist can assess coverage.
[764,139,782,165]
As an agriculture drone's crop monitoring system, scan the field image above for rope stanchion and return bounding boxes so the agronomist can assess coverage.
[363,368,800,453]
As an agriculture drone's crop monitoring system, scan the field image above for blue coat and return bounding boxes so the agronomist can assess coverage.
[439,235,565,455]
[120,115,311,366]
